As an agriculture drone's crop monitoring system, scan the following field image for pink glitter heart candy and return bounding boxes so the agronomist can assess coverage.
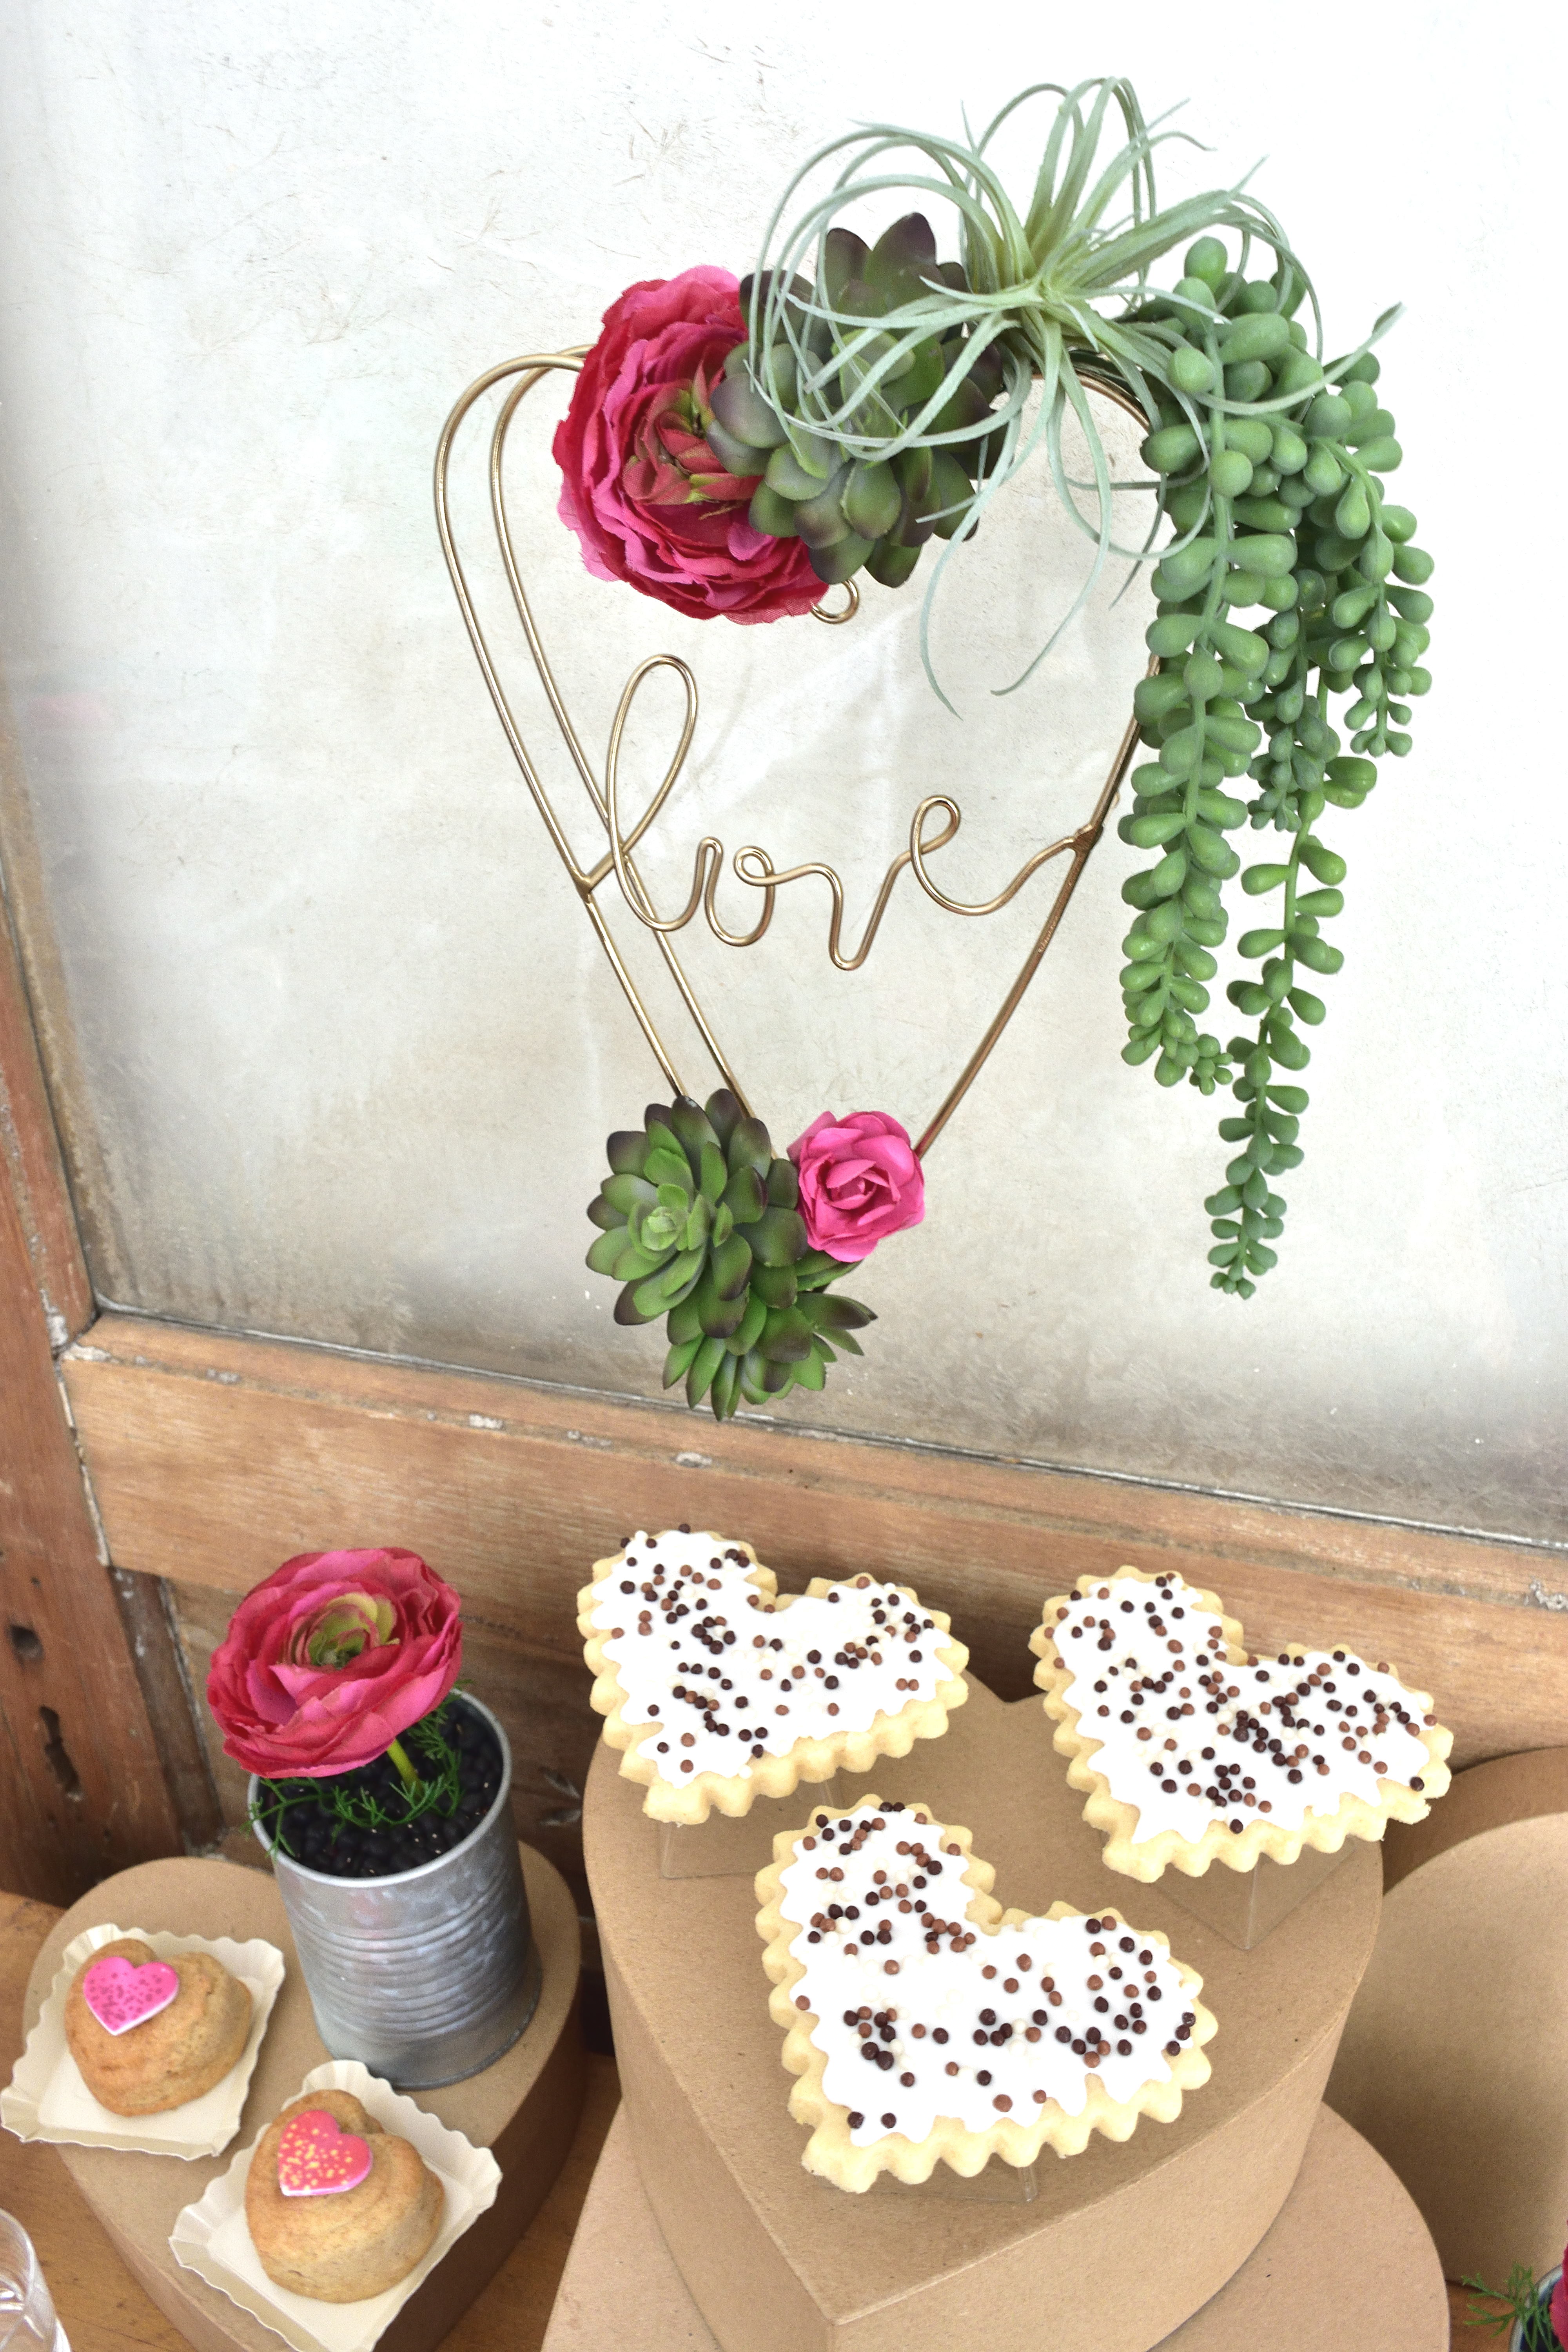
[82,1955,181,2035]
[278,2108,374,2197]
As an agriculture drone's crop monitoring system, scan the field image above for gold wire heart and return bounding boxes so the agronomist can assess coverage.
[434,352,1149,1156]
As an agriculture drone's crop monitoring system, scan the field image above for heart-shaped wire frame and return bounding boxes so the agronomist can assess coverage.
[434,352,1150,1158]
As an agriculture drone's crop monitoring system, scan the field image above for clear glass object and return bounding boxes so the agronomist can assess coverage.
[0,2212,69,2352]
[1157,1837,1351,1950]
[659,1778,845,1880]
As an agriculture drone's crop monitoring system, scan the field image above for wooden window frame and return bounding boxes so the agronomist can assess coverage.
[2,882,1566,1904]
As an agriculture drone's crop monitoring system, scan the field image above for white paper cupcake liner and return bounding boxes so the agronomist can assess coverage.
[169,2058,502,2352]
[1,1922,286,2159]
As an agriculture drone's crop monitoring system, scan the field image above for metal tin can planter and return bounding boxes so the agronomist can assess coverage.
[250,1695,539,2088]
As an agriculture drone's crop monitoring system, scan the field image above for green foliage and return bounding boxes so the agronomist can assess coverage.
[735,80,1432,1299]
[744,77,1331,705]
[248,1698,466,1856]
[721,214,1007,592]
[586,1088,873,1421]
[1460,2264,1558,2347]
[1125,253,1430,1295]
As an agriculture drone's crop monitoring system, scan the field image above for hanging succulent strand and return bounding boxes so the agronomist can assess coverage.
[711,76,1431,1298]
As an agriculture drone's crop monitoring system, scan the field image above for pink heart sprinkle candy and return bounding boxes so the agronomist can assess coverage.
[81,1955,180,2035]
[277,2109,374,2198]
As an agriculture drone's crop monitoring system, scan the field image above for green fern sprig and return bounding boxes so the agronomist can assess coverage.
[247,1698,468,1856]
[1460,2264,1558,2348]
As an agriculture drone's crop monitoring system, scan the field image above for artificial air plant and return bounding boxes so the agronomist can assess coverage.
[548,78,1433,1414]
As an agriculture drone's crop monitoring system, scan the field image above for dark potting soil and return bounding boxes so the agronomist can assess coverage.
[263,1701,504,1879]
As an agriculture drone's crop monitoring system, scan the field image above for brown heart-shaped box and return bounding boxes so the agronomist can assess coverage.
[18,1850,584,2352]
[587,1672,1385,2352]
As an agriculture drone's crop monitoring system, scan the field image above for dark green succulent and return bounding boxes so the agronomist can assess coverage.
[586,1089,875,1421]
[699,214,1005,592]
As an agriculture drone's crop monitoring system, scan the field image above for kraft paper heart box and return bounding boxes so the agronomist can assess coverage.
[585,1613,1393,2352]
[2,1921,285,2159]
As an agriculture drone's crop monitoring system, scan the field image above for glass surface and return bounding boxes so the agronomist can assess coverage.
[0,2213,67,2352]
[0,11,1560,1545]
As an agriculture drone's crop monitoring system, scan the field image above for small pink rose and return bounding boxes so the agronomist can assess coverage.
[789,1110,925,1263]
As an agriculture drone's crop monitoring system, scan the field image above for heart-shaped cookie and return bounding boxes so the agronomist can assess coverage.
[276,2107,374,2198]
[755,1793,1214,2190]
[579,1529,969,1822]
[81,1954,180,2036]
[1031,1565,1454,1882]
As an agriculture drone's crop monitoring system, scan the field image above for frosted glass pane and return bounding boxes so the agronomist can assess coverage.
[1,3,1563,1548]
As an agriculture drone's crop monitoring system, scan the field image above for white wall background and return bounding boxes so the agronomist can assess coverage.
[1,0,1563,1543]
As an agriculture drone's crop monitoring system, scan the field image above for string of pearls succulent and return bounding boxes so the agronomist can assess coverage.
[1121,235,1431,1293]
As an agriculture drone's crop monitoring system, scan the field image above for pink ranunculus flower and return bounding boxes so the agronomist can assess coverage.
[789,1110,925,1263]
[1550,2251,1566,2348]
[206,1550,463,1780]
[553,266,822,624]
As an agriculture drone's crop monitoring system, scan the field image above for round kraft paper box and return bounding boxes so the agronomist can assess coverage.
[1327,1746,1568,2284]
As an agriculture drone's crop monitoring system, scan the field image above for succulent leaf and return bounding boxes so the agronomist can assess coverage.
[727,1117,772,1179]
[710,1232,753,1299]
[705,1089,744,1149]
[668,1097,720,1165]
[709,371,788,451]
[603,1171,657,1215]
[748,1206,808,1267]
[759,1305,814,1362]
[686,1333,728,1409]
[722,1163,766,1221]
[751,1260,797,1308]
[765,1158,799,1209]
[804,1291,875,1332]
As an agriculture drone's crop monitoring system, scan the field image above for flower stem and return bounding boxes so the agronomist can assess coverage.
[386,1737,421,1795]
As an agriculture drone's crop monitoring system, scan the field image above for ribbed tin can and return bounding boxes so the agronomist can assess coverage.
[250,1695,537,2088]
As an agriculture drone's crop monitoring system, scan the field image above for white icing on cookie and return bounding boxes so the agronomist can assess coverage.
[1048,1572,1435,1846]
[585,1531,947,1787]
[778,1802,1197,2147]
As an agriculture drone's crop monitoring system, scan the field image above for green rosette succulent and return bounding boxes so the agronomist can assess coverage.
[699,213,1006,591]
[585,1089,875,1421]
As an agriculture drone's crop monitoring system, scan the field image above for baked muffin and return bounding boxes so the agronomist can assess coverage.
[64,1937,251,2114]
[246,2089,444,2303]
